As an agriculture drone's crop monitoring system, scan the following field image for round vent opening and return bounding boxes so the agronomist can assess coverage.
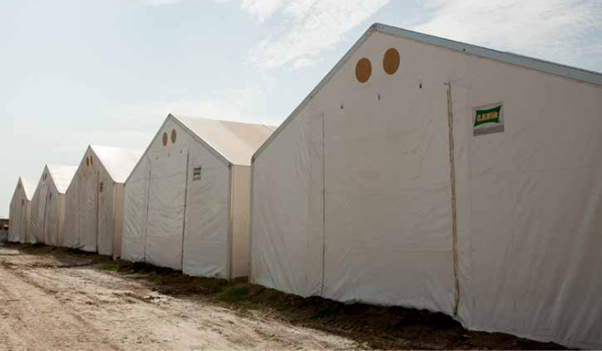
[383,48,400,75]
[355,58,372,83]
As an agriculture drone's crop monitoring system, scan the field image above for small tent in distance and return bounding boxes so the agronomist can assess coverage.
[29,165,77,245]
[8,176,37,243]
[250,23,602,349]
[122,114,275,279]
[63,145,142,258]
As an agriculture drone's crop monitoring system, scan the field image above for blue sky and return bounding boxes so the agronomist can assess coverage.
[1,0,601,217]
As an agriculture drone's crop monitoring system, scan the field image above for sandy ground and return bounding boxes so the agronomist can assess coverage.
[0,243,564,351]
[0,244,358,351]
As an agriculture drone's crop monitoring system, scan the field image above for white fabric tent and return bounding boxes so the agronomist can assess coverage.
[8,177,36,243]
[250,23,602,349]
[63,145,142,258]
[29,165,77,245]
[122,114,275,279]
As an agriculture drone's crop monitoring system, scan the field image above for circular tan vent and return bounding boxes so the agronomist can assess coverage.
[355,58,372,83]
[162,132,168,147]
[171,129,177,144]
[383,48,400,75]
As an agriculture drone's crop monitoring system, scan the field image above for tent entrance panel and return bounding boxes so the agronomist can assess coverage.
[251,113,325,297]
[44,189,59,246]
[145,149,189,270]
[8,200,17,242]
[10,198,20,242]
[182,147,230,278]
[80,170,99,252]
[36,184,48,243]
[63,176,81,248]
[322,76,456,313]
[97,174,115,256]
[122,158,151,262]
[28,194,39,243]
[19,200,28,242]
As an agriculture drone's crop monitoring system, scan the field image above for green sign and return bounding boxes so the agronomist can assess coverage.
[473,102,504,136]
[474,105,501,127]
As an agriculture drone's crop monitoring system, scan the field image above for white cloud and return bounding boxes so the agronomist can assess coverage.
[247,0,391,69]
[143,0,601,71]
[237,0,285,23]
[145,0,391,70]
[414,0,602,67]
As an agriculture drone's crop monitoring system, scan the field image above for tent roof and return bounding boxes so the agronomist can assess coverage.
[253,23,602,162]
[374,23,602,86]
[46,165,77,194]
[171,115,276,167]
[19,177,37,200]
[90,145,143,183]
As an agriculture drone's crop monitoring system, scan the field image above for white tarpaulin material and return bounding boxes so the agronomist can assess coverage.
[250,23,602,349]
[122,115,274,279]
[63,145,141,257]
[29,165,76,245]
[8,177,36,243]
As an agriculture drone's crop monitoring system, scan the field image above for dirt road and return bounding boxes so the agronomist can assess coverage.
[0,243,564,351]
[0,244,358,351]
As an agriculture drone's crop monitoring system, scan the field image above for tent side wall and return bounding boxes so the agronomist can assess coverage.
[28,188,40,244]
[10,185,31,243]
[124,119,193,270]
[15,190,32,243]
[65,147,128,257]
[369,30,602,348]
[436,44,602,348]
[180,121,230,278]
[24,200,32,243]
[63,174,81,248]
[230,165,251,278]
[252,28,602,349]
[8,183,24,242]
[43,180,61,246]
[122,155,151,263]
[57,192,67,246]
[112,183,125,259]
[252,30,455,311]
[8,190,17,242]
[123,116,244,279]
[251,107,325,297]
[97,169,115,256]
[29,171,47,244]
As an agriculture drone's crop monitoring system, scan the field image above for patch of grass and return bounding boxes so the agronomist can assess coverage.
[150,275,170,285]
[312,301,343,319]
[220,285,251,302]
[102,263,123,272]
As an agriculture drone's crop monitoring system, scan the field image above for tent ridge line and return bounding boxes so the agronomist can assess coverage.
[373,23,602,87]
[169,114,234,169]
